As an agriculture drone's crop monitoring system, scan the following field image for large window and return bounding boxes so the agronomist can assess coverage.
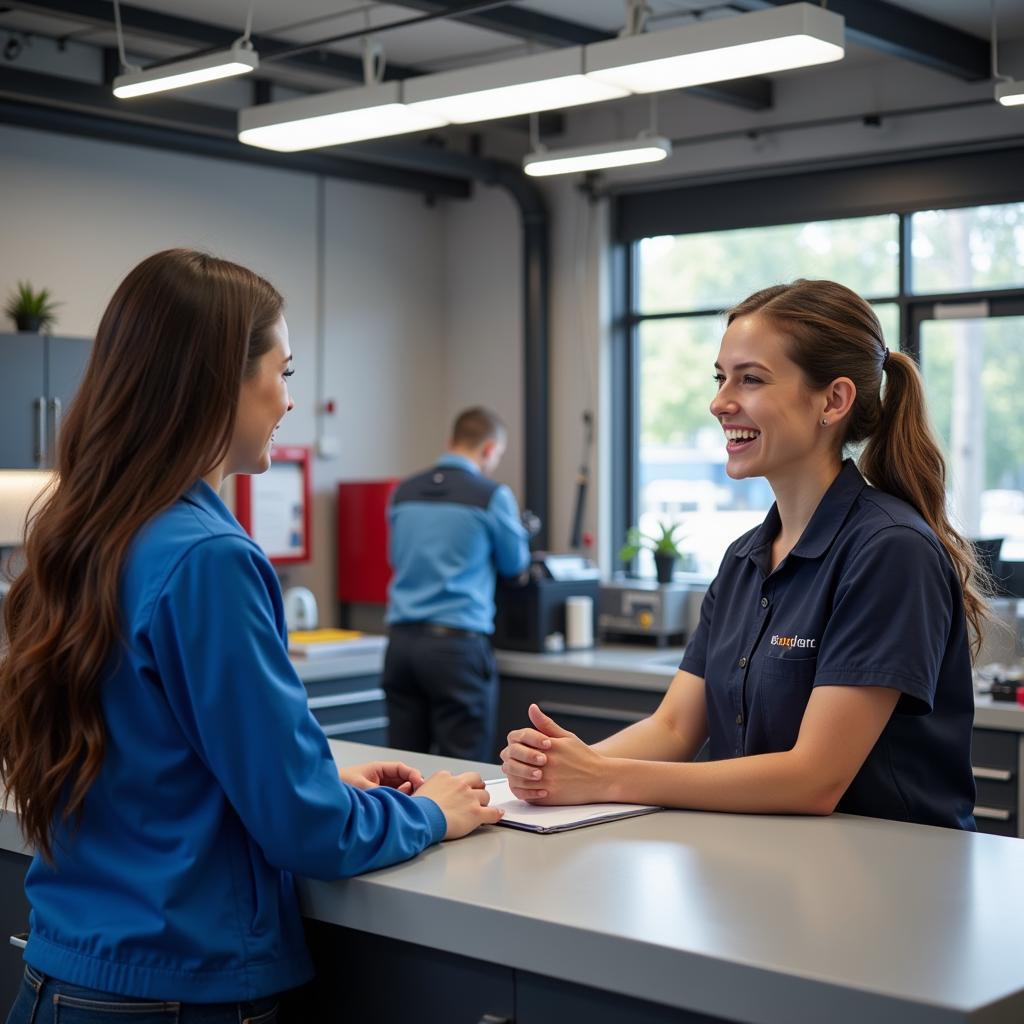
[626,202,1024,578]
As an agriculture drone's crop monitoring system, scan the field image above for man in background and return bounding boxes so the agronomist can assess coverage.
[383,407,531,761]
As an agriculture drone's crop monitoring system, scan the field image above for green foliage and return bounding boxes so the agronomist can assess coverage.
[4,281,60,330]
[618,521,684,562]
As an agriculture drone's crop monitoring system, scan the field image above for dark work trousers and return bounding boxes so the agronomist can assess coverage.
[382,626,498,762]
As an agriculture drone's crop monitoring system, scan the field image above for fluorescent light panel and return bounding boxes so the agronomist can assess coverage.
[238,81,447,152]
[585,2,844,93]
[114,44,258,99]
[404,47,627,124]
[996,80,1024,106]
[523,136,672,176]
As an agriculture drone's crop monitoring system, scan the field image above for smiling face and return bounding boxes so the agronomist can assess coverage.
[226,315,294,476]
[710,313,834,484]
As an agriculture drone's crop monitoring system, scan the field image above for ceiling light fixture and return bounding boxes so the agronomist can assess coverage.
[404,47,627,124]
[523,135,672,176]
[991,0,1024,107]
[113,42,259,98]
[995,80,1024,106]
[112,0,259,99]
[585,2,844,93]
[238,81,447,151]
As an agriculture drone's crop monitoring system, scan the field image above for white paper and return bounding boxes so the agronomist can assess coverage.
[484,778,660,833]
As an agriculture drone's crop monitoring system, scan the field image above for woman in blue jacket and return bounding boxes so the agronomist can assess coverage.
[500,279,982,830]
[0,249,501,1023]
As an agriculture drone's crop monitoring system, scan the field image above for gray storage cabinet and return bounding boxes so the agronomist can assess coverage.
[0,334,89,469]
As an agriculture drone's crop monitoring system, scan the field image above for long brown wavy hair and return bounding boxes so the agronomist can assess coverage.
[728,279,991,655]
[0,249,283,860]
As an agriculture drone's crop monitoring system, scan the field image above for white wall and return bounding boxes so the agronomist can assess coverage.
[0,122,448,623]
[440,185,524,497]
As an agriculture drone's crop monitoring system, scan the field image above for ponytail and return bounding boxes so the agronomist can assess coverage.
[729,280,993,656]
[859,350,992,656]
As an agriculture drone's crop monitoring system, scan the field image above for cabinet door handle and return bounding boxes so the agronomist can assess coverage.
[540,701,647,724]
[477,1016,511,1024]
[972,766,1012,782]
[33,397,46,467]
[974,805,1012,822]
[8,934,27,950]
[49,397,62,464]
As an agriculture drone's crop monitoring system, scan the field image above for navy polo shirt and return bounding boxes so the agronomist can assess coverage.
[681,460,976,830]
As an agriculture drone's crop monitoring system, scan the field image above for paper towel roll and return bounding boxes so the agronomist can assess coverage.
[565,595,594,650]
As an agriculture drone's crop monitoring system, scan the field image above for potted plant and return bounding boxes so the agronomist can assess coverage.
[618,521,686,585]
[4,281,60,333]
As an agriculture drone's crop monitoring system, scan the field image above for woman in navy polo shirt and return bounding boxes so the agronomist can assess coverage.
[0,250,501,1024]
[501,279,982,830]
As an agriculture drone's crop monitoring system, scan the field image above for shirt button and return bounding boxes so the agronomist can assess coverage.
[760,597,769,608]
[735,714,744,725]
[738,656,747,668]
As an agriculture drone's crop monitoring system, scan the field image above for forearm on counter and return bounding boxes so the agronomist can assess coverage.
[602,749,839,816]
[592,713,704,763]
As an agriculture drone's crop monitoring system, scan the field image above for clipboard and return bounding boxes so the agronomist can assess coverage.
[485,779,661,834]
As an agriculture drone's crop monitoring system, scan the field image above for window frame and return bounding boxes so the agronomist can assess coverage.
[611,147,1024,571]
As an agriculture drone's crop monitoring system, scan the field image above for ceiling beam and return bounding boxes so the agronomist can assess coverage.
[5,0,420,80]
[395,0,772,110]
[0,63,473,196]
[728,0,989,81]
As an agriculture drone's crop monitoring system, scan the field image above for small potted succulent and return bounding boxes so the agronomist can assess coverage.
[619,521,686,585]
[4,281,60,333]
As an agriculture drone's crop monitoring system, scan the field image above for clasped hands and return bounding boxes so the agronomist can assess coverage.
[499,703,608,805]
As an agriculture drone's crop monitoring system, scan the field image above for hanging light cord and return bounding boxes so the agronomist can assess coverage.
[237,1,255,48]
[111,0,138,72]
[991,0,1011,82]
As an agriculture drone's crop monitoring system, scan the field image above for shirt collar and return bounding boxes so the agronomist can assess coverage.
[733,459,868,564]
[436,452,481,476]
[183,477,243,529]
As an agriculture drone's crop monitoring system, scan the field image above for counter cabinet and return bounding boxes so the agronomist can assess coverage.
[300,922,727,1024]
[303,671,387,745]
[495,673,662,755]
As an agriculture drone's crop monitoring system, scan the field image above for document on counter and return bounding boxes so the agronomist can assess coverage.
[484,779,661,834]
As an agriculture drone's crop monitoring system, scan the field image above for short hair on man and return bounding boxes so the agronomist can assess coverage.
[451,407,506,449]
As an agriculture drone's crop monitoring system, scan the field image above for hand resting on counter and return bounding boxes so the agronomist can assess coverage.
[340,761,504,839]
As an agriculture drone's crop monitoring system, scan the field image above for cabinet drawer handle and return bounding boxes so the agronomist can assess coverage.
[477,1016,510,1024]
[321,715,388,737]
[9,934,27,950]
[540,701,647,724]
[974,805,1012,822]
[308,688,384,711]
[33,397,46,466]
[972,767,1013,782]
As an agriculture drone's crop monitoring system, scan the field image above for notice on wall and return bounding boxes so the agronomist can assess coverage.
[235,445,311,564]
[252,460,305,560]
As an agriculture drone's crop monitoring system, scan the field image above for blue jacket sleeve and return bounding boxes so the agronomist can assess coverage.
[487,484,530,578]
[146,534,447,880]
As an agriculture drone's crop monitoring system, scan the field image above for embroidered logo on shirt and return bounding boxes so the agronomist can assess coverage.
[770,633,817,649]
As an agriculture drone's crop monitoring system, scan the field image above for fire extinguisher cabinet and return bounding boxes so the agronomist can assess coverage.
[336,479,399,605]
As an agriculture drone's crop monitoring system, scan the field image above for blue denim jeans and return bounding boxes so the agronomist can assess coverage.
[6,965,280,1024]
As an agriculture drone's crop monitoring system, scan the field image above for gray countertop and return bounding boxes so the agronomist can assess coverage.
[296,740,1024,1024]
[1,743,1022,1021]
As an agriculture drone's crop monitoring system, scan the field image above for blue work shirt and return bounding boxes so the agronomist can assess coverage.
[23,480,446,1001]
[386,453,530,634]
[680,460,976,830]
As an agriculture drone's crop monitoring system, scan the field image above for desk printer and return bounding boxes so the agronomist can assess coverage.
[493,554,600,653]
